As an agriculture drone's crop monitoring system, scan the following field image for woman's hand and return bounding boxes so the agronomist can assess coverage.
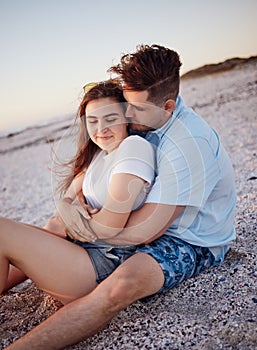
[73,195,99,218]
[56,199,97,242]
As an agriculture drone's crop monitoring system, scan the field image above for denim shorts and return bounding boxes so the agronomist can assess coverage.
[69,235,217,294]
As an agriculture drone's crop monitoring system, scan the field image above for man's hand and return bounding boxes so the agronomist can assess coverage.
[56,199,97,242]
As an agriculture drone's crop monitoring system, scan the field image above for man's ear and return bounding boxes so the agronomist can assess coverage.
[163,99,176,113]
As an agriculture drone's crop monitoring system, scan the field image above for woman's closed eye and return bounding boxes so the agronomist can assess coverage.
[87,119,98,124]
[105,117,118,123]
[87,115,121,124]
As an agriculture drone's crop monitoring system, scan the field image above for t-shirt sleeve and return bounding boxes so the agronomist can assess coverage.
[111,135,155,184]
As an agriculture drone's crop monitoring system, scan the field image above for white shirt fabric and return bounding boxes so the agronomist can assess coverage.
[82,135,155,211]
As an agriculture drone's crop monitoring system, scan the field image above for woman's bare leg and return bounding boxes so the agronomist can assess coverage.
[3,216,67,293]
[0,217,97,304]
[2,265,27,293]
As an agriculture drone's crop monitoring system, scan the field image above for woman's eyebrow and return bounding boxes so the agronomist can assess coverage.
[86,113,120,119]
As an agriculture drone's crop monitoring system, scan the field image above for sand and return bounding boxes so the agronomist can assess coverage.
[0,61,256,349]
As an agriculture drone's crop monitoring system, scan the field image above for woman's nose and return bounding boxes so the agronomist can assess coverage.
[98,120,108,132]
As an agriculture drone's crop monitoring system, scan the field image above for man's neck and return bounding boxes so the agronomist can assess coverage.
[128,128,149,138]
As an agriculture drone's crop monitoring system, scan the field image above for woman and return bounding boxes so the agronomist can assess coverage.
[0,80,155,304]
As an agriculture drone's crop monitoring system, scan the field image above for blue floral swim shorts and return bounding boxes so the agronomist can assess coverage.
[137,235,217,293]
[69,234,218,294]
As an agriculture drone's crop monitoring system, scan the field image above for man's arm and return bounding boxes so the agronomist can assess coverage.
[105,203,185,245]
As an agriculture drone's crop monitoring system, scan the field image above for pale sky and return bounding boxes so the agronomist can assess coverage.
[0,0,256,133]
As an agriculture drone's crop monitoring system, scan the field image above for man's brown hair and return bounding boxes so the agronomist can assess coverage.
[109,44,182,105]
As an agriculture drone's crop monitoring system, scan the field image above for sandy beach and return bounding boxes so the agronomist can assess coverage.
[0,60,256,349]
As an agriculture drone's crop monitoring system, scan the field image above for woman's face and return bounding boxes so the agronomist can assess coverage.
[85,97,127,153]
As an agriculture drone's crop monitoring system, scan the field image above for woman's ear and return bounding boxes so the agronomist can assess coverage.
[163,99,176,113]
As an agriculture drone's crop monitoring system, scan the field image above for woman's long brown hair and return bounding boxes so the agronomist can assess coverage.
[56,80,126,196]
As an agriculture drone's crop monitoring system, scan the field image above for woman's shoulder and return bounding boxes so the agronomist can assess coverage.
[120,135,151,148]
[115,135,155,164]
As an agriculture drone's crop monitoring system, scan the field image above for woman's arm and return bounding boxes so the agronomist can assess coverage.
[88,173,147,239]
[58,136,154,241]
[45,171,87,237]
[56,171,148,242]
[63,171,85,203]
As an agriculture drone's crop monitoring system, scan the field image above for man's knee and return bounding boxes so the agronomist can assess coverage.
[112,276,139,303]
[100,273,142,313]
[100,254,164,312]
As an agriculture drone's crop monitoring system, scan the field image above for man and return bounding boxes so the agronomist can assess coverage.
[7,44,236,349]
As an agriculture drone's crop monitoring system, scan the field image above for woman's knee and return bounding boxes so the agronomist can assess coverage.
[0,217,12,231]
[0,217,14,241]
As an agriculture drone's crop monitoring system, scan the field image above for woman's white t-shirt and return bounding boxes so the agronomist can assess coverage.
[82,135,155,211]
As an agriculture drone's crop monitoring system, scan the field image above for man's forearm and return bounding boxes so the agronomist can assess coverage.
[105,227,163,246]
[89,218,121,240]
[104,224,165,246]
[105,204,185,246]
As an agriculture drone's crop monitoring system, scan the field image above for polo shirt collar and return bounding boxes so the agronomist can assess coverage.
[147,95,185,144]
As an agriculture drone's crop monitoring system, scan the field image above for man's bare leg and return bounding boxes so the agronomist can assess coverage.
[6,252,165,349]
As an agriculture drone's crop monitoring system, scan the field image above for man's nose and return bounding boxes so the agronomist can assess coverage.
[125,105,135,119]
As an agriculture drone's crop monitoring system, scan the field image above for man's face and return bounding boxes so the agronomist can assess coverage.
[123,90,168,131]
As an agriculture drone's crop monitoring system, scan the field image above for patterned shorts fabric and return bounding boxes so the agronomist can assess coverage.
[137,235,216,293]
[69,234,218,294]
